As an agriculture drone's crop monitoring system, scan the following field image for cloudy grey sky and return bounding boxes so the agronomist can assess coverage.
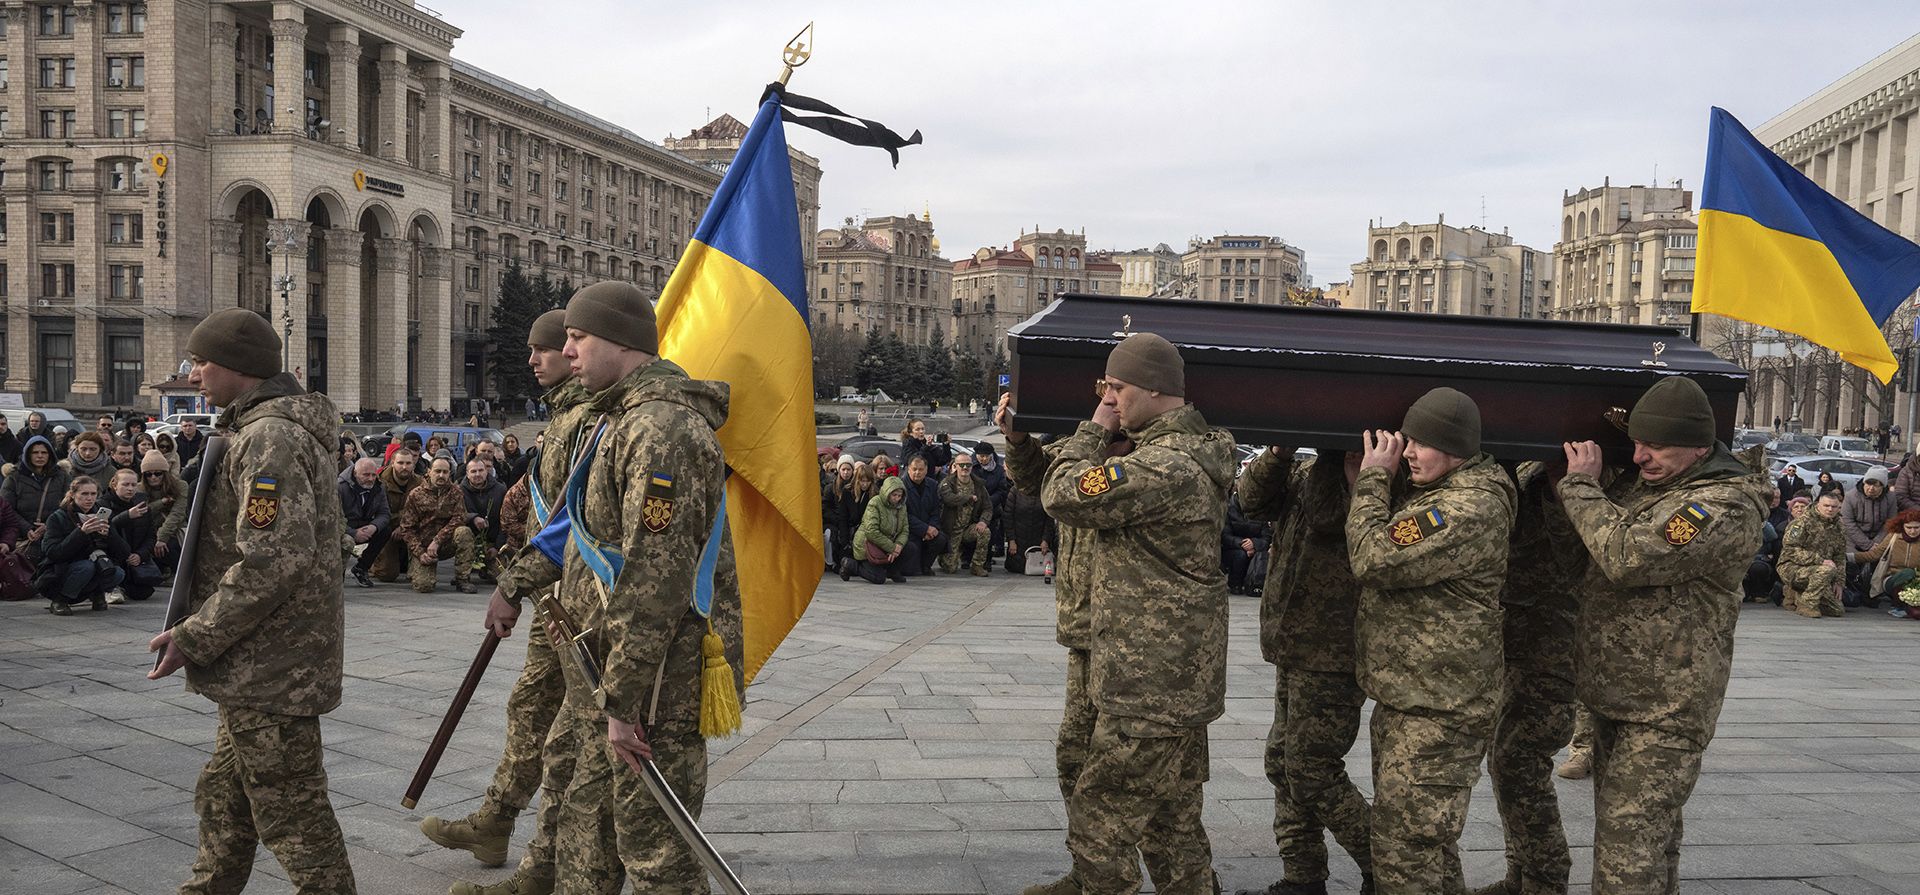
[446,1,1920,285]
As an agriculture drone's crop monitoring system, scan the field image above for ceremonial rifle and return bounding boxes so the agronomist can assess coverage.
[402,630,499,810]
[154,435,228,671]
[539,593,751,895]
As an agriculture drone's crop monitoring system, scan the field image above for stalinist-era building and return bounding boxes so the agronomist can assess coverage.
[0,0,813,416]
[1351,218,1551,318]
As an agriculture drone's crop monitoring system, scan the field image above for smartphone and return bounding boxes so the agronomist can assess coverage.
[95,507,111,520]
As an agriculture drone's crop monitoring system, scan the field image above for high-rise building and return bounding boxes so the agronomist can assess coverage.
[1178,235,1305,304]
[950,227,1121,358]
[1112,243,1182,297]
[1352,217,1551,318]
[0,1,762,415]
[814,213,949,346]
[662,113,821,313]
[1548,181,1695,327]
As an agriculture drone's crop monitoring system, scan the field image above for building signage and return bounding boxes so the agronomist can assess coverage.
[352,169,406,197]
[1221,239,1263,249]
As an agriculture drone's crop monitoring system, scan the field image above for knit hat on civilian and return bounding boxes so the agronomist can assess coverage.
[1867,466,1891,486]
[564,281,657,353]
[140,450,170,474]
[1104,332,1185,397]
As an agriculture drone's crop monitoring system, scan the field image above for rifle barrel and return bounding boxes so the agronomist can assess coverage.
[402,631,500,809]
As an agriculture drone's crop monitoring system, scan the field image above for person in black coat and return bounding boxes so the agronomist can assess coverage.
[1777,464,1806,502]
[900,455,947,576]
[970,444,1012,567]
[1002,483,1057,575]
[0,415,19,468]
[899,418,930,464]
[823,455,861,567]
[37,475,128,614]
[458,458,508,583]
[103,469,163,602]
[1220,484,1273,595]
[339,457,392,588]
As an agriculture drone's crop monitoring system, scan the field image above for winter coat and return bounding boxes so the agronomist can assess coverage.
[1221,492,1271,553]
[855,477,910,559]
[460,473,508,547]
[1,436,69,525]
[336,466,391,532]
[1239,450,1362,674]
[0,428,18,467]
[499,477,531,552]
[173,430,206,467]
[0,495,21,548]
[106,490,159,559]
[376,464,423,535]
[397,480,464,556]
[973,457,1012,516]
[902,473,943,540]
[1896,455,1920,512]
[1841,485,1899,553]
[41,503,132,566]
[60,448,113,482]
[1002,485,1054,555]
[1777,472,1807,501]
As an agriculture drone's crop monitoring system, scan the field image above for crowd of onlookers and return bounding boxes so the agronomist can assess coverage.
[1747,452,1920,619]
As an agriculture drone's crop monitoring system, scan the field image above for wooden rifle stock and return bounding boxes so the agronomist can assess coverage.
[401,631,499,810]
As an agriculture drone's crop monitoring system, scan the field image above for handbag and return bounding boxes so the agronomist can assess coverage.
[1022,546,1053,577]
[866,541,892,565]
[0,550,34,600]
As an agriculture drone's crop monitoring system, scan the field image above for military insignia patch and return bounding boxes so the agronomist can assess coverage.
[642,472,675,533]
[246,476,279,529]
[1388,507,1447,548]
[1664,502,1711,546]
[1077,463,1126,497]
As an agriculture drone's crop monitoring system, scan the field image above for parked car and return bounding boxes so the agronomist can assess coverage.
[370,424,503,462]
[1768,454,1880,491]
[1819,435,1880,459]
[1766,434,1821,458]
[1732,428,1771,451]
[0,407,81,432]
[834,435,901,462]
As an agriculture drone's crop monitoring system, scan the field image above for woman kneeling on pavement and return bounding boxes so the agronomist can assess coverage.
[36,475,128,614]
[843,476,911,584]
[1856,509,1920,617]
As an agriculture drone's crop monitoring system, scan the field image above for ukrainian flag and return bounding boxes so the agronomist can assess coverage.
[1694,106,1920,383]
[656,92,818,682]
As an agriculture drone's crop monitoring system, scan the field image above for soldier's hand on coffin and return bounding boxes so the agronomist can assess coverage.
[995,393,1024,442]
[1564,441,1603,479]
[484,586,520,638]
[608,716,654,771]
[1360,430,1405,471]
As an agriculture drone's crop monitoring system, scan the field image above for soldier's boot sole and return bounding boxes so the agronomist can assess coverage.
[449,871,554,895]
[1020,873,1082,895]
[419,815,512,867]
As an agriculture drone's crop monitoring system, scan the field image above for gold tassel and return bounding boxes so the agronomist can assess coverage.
[699,622,742,738]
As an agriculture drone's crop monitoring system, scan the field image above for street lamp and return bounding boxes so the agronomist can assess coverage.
[266,222,300,370]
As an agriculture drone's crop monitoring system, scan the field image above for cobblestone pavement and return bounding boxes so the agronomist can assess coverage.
[6,569,1920,894]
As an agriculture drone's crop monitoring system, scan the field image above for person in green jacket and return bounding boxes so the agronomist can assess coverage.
[845,476,910,584]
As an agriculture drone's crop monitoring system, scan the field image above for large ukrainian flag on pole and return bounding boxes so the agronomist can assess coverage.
[656,92,817,682]
[1694,106,1920,383]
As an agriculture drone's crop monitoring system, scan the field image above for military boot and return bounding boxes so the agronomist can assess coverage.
[1554,749,1591,780]
[449,870,553,895]
[1020,873,1081,895]
[1794,601,1823,619]
[1236,881,1327,895]
[420,810,514,867]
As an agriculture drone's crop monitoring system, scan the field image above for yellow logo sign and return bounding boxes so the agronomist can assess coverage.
[1664,513,1700,546]
[149,153,168,177]
[1389,517,1423,546]
[1077,467,1110,497]
[352,169,367,191]
[246,495,278,529]
[642,495,674,533]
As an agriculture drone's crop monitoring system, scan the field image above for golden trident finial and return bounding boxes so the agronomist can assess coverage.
[778,22,814,86]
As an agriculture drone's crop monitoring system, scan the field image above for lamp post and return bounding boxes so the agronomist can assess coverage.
[266,222,299,371]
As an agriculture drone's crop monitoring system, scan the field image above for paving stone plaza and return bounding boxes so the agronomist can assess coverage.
[6,571,1920,894]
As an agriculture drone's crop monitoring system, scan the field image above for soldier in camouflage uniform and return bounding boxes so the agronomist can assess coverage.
[1557,377,1770,894]
[938,454,995,575]
[1026,333,1236,895]
[1346,388,1515,895]
[494,282,744,894]
[1476,463,1585,895]
[428,310,592,895]
[1235,447,1373,895]
[1779,491,1848,619]
[398,456,479,593]
[148,308,355,894]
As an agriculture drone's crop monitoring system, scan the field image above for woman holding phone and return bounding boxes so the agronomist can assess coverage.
[36,476,129,614]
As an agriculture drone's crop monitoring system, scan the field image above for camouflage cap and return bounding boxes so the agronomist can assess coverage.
[187,308,282,379]
[565,281,657,353]
[1105,332,1185,397]
[528,308,569,350]
[1401,386,1481,458]
[1628,377,1715,447]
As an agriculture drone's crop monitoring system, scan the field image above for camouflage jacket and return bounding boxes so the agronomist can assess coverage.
[499,475,531,552]
[396,480,463,556]
[1558,444,1769,749]
[170,373,345,716]
[552,360,744,726]
[501,378,593,601]
[1348,453,1515,725]
[1007,431,1129,650]
[1240,450,1360,674]
[938,472,993,534]
[1042,405,1235,728]
[376,463,421,530]
[1780,512,1847,590]
[1500,463,1585,683]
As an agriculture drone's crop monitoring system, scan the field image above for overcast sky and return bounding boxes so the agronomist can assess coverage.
[446,2,1920,286]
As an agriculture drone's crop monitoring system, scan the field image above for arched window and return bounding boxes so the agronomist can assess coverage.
[1396,239,1411,261]
[1373,239,1387,262]
[1068,249,1080,269]
[1419,236,1434,260]
[1562,216,1573,242]
[1576,215,1587,238]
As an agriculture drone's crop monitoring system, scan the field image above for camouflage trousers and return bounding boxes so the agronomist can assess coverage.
[1589,713,1703,895]
[409,528,480,593]
[480,614,566,819]
[1568,703,1593,754]
[1487,667,1577,895]
[1263,666,1371,884]
[1368,706,1491,895]
[1785,563,1844,615]
[1056,647,1096,803]
[181,705,355,895]
[940,525,991,572]
[555,713,707,895]
[1066,714,1215,895]
[522,698,588,885]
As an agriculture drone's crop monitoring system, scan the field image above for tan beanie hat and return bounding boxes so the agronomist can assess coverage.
[1104,333,1185,397]
[1400,387,1482,458]
[528,308,569,350]
[564,281,657,353]
[140,449,170,474]
[188,308,281,379]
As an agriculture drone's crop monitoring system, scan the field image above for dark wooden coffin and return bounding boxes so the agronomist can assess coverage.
[1006,294,1748,461]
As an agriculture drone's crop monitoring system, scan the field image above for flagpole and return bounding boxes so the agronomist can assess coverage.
[778,22,814,86]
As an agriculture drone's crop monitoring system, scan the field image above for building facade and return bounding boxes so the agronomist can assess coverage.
[1548,181,1695,327]
[1113,243,1181,296]
[1352,218,1552,318]
[2,0,747,415]
[949,227,1121,358]
[814,213,950,347]
[1178,235,1305,304]
[662,112,821,310]
[1746,32,1920,435]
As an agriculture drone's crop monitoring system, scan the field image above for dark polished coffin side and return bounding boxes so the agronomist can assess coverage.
[1006,294,1748,461]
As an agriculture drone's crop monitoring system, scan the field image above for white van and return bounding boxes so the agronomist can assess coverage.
[1819,435,1880,459]
[0,407,81,434]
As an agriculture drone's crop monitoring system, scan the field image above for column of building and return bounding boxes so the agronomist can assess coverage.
[73,1,97,137]
[326,25,359,149]
[323,227,362,411]
[375,44,405,162]
[269,3,305,135]
[418,245,450,408]
[373,236,409,409]
[1,5,31,395]
[421,61,449,177]
[208,7,235,133]
[66,163,101,401]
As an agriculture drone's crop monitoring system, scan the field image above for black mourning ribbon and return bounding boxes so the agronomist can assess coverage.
[761,83,923,167]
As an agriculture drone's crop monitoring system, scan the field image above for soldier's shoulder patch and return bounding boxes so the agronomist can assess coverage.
[245,475,279,529]
[1664,501,1711,546]
[1077,463,1126,497]
[1388,507,1447,547]
[641,471,675,533]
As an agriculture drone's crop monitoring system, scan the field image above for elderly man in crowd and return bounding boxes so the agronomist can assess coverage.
[339,457,392,588]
